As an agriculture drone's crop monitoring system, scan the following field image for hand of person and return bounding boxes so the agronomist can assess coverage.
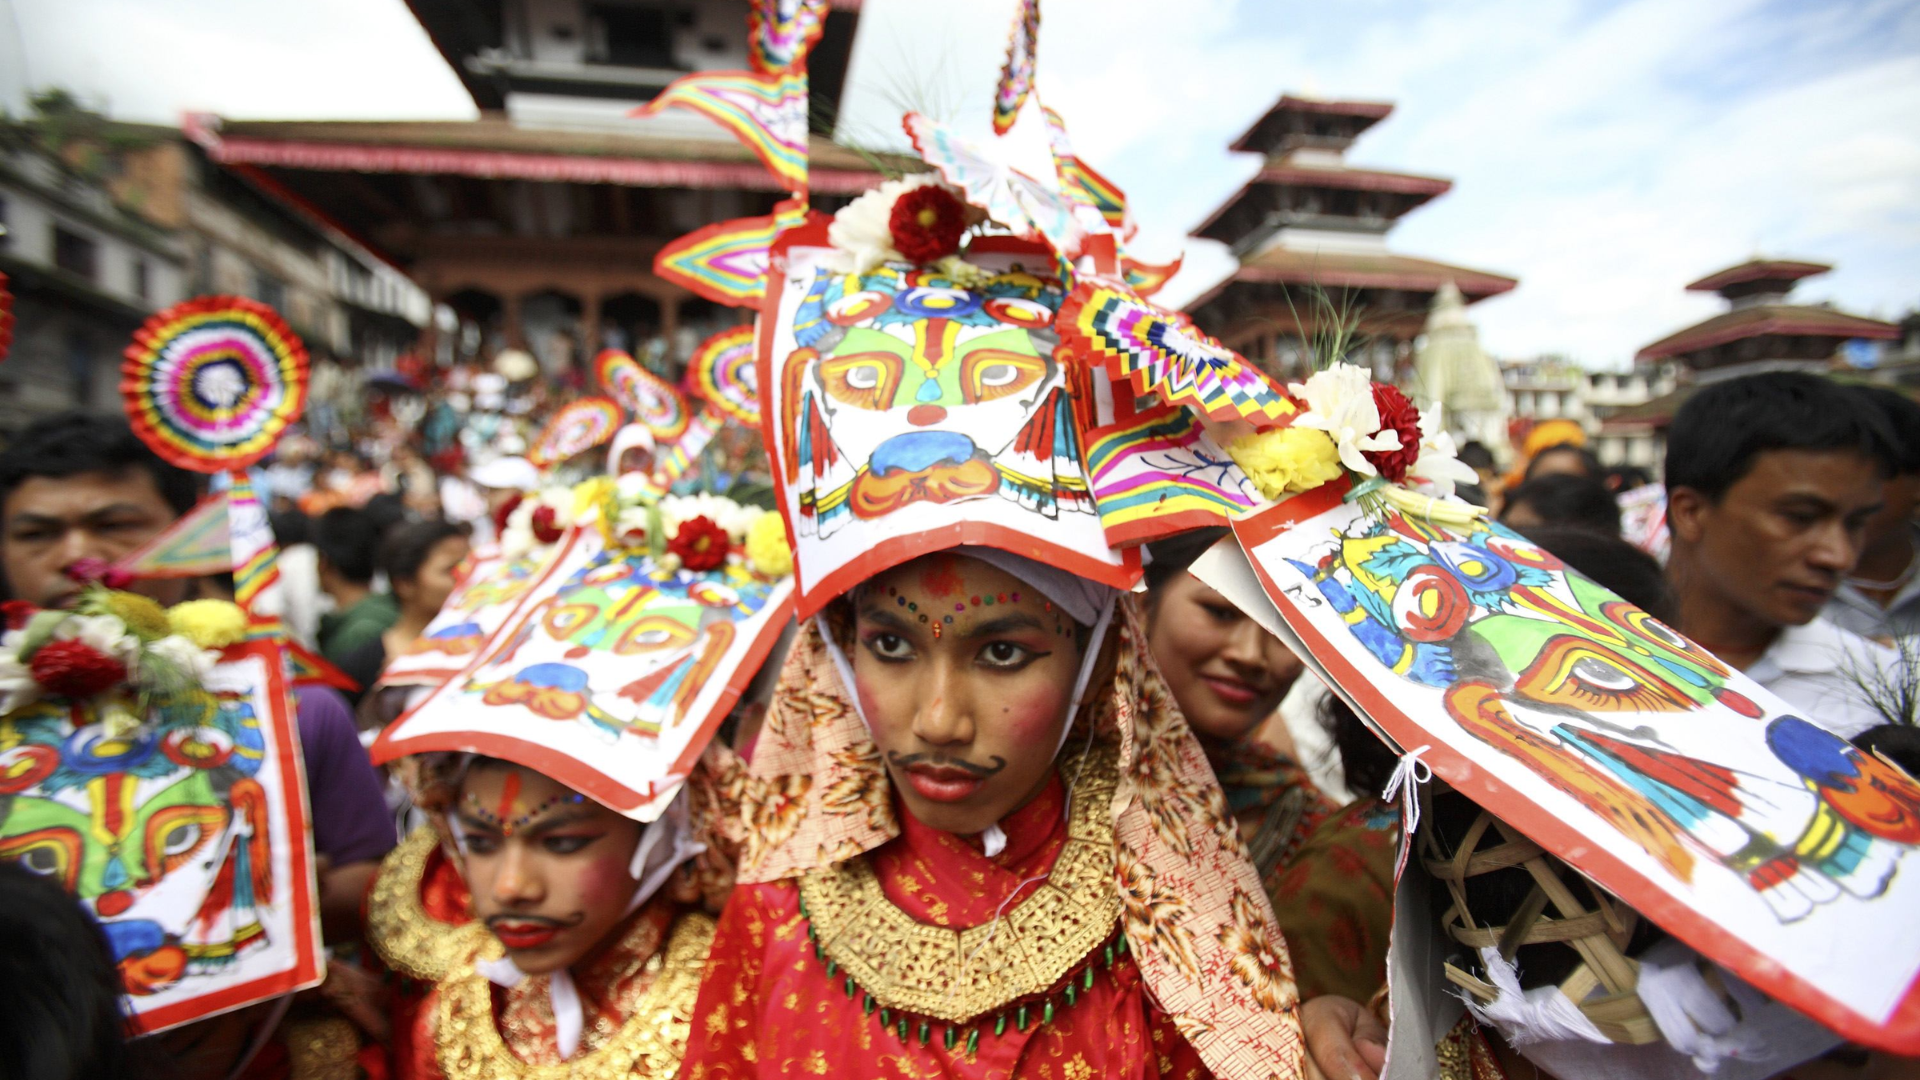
[1303,994,1389,1080]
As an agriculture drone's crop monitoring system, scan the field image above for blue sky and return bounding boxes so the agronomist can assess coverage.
[8,0,1917,368]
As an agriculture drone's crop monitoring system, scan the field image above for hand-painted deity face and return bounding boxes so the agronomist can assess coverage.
[1147,572,1302,742]
[845,553,1084,836]
[454,763,642,976]
[782,265,1079,538]
[0,690,269,996]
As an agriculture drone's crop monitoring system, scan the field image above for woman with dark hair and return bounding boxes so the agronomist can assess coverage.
[1498,474,1622,535]
[338,518,471,700]
[0,863,149,1080]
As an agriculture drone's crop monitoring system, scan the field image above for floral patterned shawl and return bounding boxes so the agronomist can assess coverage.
[720,597,1306,1080]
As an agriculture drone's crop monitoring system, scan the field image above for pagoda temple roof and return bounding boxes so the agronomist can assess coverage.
[1187,246,1517,311]
[1190,164,1453,243]
[1636,304,1898,361]
[1228,95,1395,154]
[1685,259,1832,293]
[182,114,893,195]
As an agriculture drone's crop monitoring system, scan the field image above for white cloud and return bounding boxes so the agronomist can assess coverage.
[8,0,475,122]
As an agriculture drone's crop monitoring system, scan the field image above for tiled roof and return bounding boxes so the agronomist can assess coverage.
[1685,259,1831,293]
[1636,305,1899,361]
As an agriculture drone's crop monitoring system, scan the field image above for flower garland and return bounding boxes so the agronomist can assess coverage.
[594,477,792,580]
[1226,361,1482,521]
[0,588,241,727]
[824,174,988,277]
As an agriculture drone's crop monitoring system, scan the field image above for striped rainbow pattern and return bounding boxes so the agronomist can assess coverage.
[1060,283,1296,425]
[638,70,809,193]
[1041,105,1130,236]
[690,324,761,427]
[748,0,828,73]
[1085,404,1260,545]
[530,397,624,469]
[121,296,310,474]
[993,0,1040,134]
[655,200,809,307]
[227,471,282,613]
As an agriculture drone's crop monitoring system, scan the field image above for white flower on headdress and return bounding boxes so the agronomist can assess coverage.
[1405,403,1480,498]
[659,494,761,545]
[56,614,142,665]
[0,632,40,715]
[142,634,219,687]
[825,173,948,274]
[499,486,576,560]
[1286,364,1400,477]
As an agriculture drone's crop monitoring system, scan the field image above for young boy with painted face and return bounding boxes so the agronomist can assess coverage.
[678,192,1304,1077]
[397,755,712,1078]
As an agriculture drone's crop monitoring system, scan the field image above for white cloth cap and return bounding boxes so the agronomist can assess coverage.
[469,456,539,492]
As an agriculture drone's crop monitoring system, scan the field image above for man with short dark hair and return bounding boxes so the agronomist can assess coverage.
[0,411,201,608]
[1824,386,1920,640]
[1665,372,1901,737]
[313,505,398,665]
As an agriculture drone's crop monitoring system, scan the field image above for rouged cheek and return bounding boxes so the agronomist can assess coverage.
[993,687,1072,752]
[570,845,641,909]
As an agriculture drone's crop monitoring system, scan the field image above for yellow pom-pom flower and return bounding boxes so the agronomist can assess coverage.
[1226,427,1344,501]
[103,591,172,641]
[167,599,249,650]
[744,511,794,579]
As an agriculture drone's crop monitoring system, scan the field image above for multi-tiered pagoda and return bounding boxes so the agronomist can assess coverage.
[1636,259,1900,377]
[1185,94,1516,381]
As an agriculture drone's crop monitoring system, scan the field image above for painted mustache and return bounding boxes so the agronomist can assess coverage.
[886,752,1006,777]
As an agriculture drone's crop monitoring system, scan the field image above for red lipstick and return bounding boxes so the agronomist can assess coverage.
[904,764,985,803]
[1203,675,1260,707]
[490,921,560,949]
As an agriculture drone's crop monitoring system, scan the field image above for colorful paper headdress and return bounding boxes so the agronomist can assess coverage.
[373,480,795,821]
[528,396,623,470]
[0,592,318,1032]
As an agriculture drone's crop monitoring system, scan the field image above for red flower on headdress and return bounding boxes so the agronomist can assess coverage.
[1362,383,1423,484]
[530,504,566,545]
[888,185,969,264]
[2,600,37,631]
[668,516,731,572]
[30,639,128,698]
[65,558,133,590]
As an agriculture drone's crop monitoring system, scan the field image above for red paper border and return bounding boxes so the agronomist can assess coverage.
[1233,491,1920,1054]
[129,640,322,1034]
[758,223,1140,620]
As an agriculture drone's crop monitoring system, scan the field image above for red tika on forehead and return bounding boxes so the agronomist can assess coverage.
[495,770,522,824]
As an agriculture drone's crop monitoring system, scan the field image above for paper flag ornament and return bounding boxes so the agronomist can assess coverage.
[633,70,808,193]
[529,397,623,470]
[595,350,690,442]
[1059,282,1296,425]
[654,409,717,481]
[225,471,282,613]
[1216,485,1920,1054]
[0,641,320,1033]
[903,112,1082,258]
[284,639,359,693]
[1084,403,1260,546]
[1122,254,1183,299]
[689,323,761,427]
[115,493,233,579]
[654,200,812,307]
[373,525,795,820]
[121,296,310,474]
[1040,104,1134,240]
[748,0,828,74]
[992,0,1040,135]
[762,225,1131,616]
[0,271,13,364]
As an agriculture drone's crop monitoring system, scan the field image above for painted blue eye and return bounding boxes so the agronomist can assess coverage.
[895,287,983,320]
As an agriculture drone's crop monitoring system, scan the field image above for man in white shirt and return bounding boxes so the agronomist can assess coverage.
[1664,372,1906,739]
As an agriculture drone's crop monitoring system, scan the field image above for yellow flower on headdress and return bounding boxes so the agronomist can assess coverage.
[571,476,616,521]
[167,599,249,650]
[103,592,172,641]
[1226,427,1343,501]
[745,511,794,579]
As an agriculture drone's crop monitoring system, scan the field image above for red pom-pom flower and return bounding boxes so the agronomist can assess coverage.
[1361,383,1424,484]
[530,504,566,545]
[1,600,36,631]
[30,639,128,698]
[889,185,969,264]
[668,516,731,572]
[65,557,133,590]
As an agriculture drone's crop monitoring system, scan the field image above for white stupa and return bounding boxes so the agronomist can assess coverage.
[1414,281,1509,452]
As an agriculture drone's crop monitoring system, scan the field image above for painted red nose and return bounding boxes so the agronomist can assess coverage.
[96,890,134,917]
[907,405,947,427]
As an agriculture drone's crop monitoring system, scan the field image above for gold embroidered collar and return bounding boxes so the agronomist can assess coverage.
[368,825,489,982]
[796,741,1122,1026]
[434,910,715,1080]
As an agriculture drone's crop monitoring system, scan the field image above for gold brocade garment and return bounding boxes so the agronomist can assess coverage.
[427,900,714,1080]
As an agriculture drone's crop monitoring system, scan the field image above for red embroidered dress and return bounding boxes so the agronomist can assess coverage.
[682,773,1209,1079]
